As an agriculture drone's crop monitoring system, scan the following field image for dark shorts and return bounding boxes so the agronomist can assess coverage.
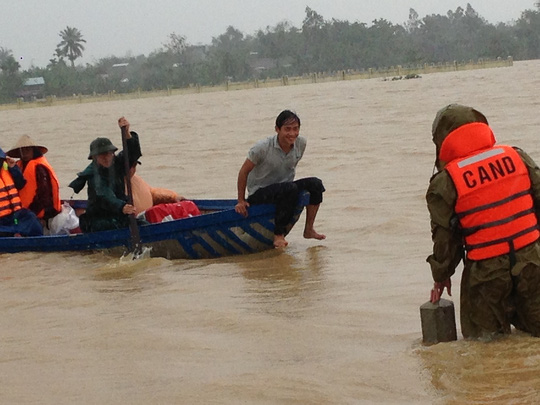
[248,177,325,235]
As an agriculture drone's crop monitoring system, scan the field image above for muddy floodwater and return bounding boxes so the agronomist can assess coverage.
[1,60,540,404]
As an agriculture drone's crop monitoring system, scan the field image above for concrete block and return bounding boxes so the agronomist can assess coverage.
[420,298,457,344]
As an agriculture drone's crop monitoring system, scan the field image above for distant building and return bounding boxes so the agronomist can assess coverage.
[112,63,129,68]
[17,77,45,100]
[107,63,130,85]
[249,57,277,72]
[248,55,293,77]
[110,63,129,76]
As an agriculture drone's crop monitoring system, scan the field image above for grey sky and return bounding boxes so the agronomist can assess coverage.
[1,0,536,69]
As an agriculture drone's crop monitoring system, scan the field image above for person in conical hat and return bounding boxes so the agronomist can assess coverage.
[6,135,61,222]
[426,103,540,339]
[6,135,48,159]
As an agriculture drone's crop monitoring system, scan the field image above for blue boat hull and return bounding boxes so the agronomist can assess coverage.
[0,193,309,259]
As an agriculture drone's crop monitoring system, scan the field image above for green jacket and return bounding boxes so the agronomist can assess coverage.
[69,132,141,232]
[426,147,540,282]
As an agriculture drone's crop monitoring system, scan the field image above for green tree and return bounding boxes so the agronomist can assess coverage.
[515,8,540,58]
[299,7,329,72]
[0,47,14,65]
[161,32,193,83]
[56,26,86,67]
[0,54,19,75]
[209,26,251,82]
[303,6,325,30]
[253,21,300,76]
[0,52,22,102]
[163,32,187,56]
[2,5,537,103]
[404,8,421,33]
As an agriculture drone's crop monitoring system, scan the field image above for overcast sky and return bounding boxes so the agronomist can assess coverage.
[1,0,536,69]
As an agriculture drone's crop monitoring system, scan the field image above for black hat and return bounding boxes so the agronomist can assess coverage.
[88,137,118,159]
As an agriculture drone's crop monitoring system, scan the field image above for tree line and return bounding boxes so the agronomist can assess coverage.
[1,4,540,103]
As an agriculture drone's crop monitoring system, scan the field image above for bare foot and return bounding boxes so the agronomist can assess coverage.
[303,229,326,240]
[273,235,289,248]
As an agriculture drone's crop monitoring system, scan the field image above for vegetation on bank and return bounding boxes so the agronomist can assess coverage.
[1,4,540,104]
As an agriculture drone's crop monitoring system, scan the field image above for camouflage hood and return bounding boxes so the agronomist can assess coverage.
[432,104,489,170]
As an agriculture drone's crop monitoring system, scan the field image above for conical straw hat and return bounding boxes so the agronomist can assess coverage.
[6,135,48,158]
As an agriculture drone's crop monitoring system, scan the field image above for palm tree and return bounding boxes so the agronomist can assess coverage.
[56,26,86,67]
[0,55,20,75]
[0,47,13,65]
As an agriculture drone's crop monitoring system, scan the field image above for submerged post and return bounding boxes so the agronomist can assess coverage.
[420,298,457,344]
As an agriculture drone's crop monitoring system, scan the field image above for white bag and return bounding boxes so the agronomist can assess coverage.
[46,202,80,235]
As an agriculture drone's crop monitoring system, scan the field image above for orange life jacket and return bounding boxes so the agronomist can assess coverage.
[443,123,539,260]
[17,157,61,218]
[0,163,22,218]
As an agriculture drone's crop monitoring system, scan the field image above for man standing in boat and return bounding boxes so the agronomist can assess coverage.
[235,110,326,248]
[427,103,540,339]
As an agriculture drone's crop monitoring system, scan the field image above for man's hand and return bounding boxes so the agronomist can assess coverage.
[430,278,452,303]
[6,157,17,168]
[235,200,250,217]
[118,116,130,133]
[122,204,136,215]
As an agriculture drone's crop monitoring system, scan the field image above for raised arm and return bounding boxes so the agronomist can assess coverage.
[118,116,130,137]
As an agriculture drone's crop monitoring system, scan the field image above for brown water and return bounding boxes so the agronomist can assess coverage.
[2,60,540,404]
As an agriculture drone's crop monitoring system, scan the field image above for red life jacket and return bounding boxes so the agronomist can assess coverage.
[0,163,22,218]
[442,123,539,260]
[17,157,61,218]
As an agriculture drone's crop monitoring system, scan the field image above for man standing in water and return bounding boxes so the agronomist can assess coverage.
[235,110,326,248]
[427,104,540,339]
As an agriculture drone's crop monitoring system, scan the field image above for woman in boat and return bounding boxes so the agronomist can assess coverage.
[128,160,200,223]
[6,135,61,225]
[128,160,183,215]
[0,147,43,237]
[68,117,142,233]
[234,109,326,248]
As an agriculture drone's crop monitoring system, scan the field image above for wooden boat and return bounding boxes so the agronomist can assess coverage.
[0,192,309,259]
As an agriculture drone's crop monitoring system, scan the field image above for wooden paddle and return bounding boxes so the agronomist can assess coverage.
[121,125,142,257]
